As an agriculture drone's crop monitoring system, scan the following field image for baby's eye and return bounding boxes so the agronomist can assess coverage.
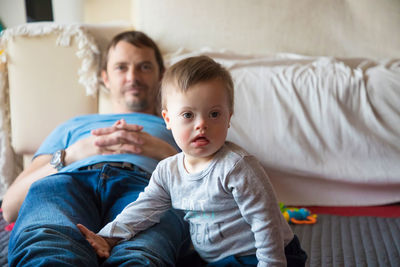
[182,112,193,119]
[210,111,220,118]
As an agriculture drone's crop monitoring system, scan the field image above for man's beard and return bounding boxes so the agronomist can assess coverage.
[125,97,149,112]
[123,81,151,112]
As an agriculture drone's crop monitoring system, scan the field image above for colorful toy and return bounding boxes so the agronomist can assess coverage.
[279,203,317,224]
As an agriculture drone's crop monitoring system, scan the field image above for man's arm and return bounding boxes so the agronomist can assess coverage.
[1,120,177,223]
[1,134,109,223]
[1,155,55,223]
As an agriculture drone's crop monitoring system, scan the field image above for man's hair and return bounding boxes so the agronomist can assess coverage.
[102,30,165,74]
[161,55,234,113]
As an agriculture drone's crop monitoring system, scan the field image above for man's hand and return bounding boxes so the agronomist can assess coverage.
[77,224,119,258]
[91,119,145,154]
[65,119,177,165]
[92,119,177,160]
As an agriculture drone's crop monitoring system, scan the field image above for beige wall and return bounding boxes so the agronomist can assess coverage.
[84,0,133,24]
[0,0,26,28]
[0,0,134,28]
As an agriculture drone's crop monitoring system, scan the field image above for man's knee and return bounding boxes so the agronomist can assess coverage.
[107,242,167,267]
[109,210,190,266]
[9,224,97,266]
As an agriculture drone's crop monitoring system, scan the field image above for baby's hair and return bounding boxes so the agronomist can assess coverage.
[161,56,234,113]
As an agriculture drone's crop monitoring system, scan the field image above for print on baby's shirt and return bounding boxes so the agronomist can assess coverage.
[189,220,225,245]
[180,197,225,245]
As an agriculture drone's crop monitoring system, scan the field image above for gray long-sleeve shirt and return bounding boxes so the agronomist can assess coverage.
[99,142,294,266]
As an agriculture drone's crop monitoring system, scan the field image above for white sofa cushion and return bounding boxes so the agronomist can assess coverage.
[167,50,400,205]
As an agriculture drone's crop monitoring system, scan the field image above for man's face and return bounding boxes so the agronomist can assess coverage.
[102,41,162,114]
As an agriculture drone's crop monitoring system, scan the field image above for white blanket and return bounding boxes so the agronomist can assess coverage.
[168,51,400,205]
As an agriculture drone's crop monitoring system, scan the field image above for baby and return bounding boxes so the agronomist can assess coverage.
[78,56,307,266]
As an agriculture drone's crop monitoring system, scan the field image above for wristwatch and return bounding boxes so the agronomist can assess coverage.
[50,149,66,171]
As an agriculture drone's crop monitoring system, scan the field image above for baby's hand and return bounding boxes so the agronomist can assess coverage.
[77,224,114,258]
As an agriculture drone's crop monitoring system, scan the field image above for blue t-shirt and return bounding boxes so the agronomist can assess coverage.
[34,113,178,173]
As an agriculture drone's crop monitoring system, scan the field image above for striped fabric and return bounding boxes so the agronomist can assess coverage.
[292,214,400,267]
[0,212,10,267]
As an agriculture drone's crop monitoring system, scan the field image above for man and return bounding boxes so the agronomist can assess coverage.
[2,31,191,266]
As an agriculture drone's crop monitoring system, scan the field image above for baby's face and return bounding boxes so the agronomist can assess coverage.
[162,78,232,164]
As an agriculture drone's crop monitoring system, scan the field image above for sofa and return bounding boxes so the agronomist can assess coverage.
[0,0,399,266]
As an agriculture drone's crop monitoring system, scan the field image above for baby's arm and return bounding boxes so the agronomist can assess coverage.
[77,224,121,258]
[98,169,172,240]
[77,164,172,257]
[229,156,290,266]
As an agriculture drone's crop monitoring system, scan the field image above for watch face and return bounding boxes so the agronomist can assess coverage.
[51,150,62,165]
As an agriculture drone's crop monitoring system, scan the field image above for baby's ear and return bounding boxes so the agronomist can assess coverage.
[161,110,171,129]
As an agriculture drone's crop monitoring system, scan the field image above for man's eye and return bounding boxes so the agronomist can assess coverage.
[141,64,153,72]
[116,65,127,71]
[182,112,193,119]
[210,111,220,118]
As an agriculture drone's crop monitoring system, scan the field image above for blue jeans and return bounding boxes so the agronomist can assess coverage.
[8,164,192,266]
[205,235,307,267]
